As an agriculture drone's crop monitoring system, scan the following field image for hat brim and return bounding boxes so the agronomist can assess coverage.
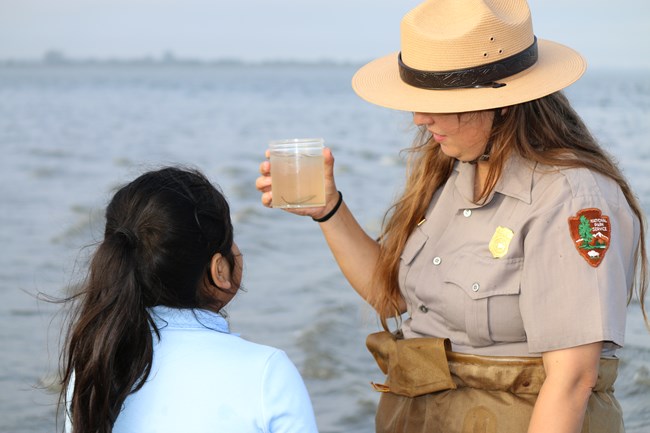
[352,39,586,113]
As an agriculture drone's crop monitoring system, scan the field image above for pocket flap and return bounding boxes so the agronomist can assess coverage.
[445,252,522,300]
[400,227,428,265]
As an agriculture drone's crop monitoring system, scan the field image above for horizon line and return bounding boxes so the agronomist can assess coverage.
[0,50,366,67]
[0,51,647,72]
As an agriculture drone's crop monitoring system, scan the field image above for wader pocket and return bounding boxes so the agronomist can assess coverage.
[366,331,456,397]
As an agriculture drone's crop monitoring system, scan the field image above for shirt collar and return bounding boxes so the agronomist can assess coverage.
[494,154,535,204]
[149,305,230,333]
[454,153,534,207]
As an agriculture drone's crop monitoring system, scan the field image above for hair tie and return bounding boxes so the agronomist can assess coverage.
[114,227,139,248]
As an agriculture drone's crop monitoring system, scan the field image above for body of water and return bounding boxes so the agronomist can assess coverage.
[0,63,648,432]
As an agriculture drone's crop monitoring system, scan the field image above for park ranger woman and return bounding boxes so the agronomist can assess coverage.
[257,0,648,431]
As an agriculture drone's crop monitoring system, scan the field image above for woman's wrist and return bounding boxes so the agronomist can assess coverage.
[312,191,343,223]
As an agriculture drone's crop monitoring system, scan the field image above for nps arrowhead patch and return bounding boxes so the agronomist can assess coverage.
[568,208,611,267]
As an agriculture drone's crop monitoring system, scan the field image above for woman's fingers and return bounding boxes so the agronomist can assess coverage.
[258,159,271,176]
[260,190,273,208]
[256,158,272,196]
[255,173,272,191]
[322,147,338,195]
[323,147,334,174]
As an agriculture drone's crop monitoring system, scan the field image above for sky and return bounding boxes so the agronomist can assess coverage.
[1,0,649,70]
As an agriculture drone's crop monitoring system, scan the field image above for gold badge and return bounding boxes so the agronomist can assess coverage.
[489,226,514,258]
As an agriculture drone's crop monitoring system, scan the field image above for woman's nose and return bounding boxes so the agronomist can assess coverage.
[413,112,433,126]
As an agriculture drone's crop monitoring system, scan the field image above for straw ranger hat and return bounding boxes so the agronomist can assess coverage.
[352,0,586,113]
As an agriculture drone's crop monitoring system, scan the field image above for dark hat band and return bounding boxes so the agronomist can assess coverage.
[398,37,538,90]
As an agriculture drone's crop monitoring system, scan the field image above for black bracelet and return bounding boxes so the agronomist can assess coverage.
[312,191,343,223]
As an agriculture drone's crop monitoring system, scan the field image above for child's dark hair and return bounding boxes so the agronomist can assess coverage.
[60,166,236,432]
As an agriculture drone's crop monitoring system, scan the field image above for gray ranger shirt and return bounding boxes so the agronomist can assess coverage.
[399,155,638,357]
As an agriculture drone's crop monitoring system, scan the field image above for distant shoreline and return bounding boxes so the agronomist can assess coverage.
[0,51,646,72]
[0,58,645,74]
[0,51,364,68]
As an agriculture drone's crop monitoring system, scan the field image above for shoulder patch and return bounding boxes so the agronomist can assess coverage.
[568,208,611,267]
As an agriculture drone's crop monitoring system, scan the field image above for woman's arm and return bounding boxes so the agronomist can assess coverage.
[313,198,384,304]
[527,341,603,433]
[256,148,384,305]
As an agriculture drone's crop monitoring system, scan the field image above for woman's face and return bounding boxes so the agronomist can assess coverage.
[413,111,495,162]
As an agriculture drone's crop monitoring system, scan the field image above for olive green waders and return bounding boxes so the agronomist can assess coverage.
[366,331,624,433]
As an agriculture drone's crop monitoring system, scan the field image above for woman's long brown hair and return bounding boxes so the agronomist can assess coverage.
[371,91,648,331]
[59,167,237,432]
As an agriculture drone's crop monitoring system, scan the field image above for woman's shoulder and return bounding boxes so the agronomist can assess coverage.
[531,162,626,209]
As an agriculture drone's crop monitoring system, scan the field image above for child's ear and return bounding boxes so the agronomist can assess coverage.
[209,253,232,290]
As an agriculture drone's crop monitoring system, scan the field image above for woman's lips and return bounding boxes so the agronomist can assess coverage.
[432,132,446,142]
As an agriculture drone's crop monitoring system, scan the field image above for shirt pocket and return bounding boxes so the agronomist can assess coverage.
[444,252,525,347]
[399,228,429,296]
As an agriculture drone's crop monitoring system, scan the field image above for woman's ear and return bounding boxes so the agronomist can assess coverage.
[209,253,232,290]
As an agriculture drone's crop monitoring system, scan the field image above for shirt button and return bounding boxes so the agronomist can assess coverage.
[419,304,429,313]
[432,256,442,265]
[463,209,472,217]
[472,283,480,292]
